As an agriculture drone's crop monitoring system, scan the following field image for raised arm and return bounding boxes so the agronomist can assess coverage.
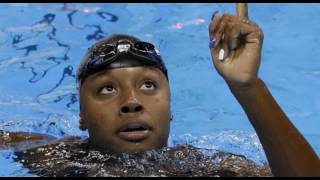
[208,3,320,176]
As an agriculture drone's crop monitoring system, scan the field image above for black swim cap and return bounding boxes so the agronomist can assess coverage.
[76,34,168,88]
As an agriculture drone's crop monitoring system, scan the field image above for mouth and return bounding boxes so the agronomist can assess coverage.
[117,121,152,142]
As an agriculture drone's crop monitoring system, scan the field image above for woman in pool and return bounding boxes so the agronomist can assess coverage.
[0,3,319,177]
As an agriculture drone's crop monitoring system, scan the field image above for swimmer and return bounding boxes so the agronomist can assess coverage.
[1,3,319,177]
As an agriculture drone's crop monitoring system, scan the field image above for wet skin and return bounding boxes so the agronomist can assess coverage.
[79,66,171,153]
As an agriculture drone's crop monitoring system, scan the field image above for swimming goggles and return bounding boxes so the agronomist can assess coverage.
[78,39,168,86]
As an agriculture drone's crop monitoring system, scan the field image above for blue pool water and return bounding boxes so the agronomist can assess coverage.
[0,3,319,176]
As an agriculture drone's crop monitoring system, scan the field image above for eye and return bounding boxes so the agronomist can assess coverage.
[99,85,117,95]
[140,80,156,91]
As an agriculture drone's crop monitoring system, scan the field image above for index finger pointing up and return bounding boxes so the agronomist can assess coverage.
[236,3,249,19]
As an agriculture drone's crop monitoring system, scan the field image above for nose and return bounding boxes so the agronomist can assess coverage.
[120,102,144,114]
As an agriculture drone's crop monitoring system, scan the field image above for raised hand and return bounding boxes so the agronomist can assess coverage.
[209,3,264,90]
[208,4,320,176]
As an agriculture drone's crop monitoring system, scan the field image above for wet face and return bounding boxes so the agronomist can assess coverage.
[80,65,171,153]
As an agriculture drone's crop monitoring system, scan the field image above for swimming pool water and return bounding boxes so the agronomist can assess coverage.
[0,3,319,176]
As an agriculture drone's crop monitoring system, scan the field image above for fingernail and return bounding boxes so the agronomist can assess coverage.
[211,11,219,21]
[219,48,225,60]
[209,37,216,49]
[210,35,215,41]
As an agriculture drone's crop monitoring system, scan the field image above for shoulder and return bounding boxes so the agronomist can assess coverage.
[166,145,273,176]
[12,136,89,177]
[0,130,58,151]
